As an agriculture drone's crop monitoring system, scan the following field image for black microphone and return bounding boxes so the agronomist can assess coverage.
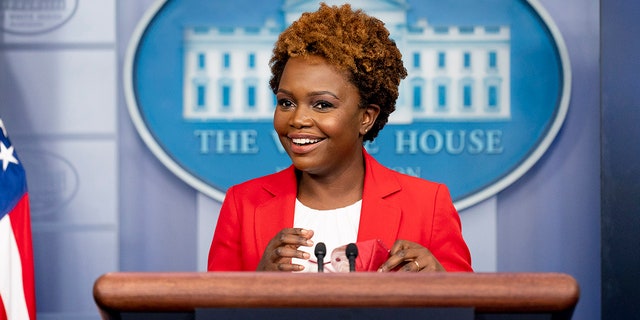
[346,243,358,272]
[314,242,327,272]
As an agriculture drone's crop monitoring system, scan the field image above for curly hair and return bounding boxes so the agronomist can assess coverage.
[269,3,407,142]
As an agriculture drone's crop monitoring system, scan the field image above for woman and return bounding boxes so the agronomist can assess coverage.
[208,3,472,272]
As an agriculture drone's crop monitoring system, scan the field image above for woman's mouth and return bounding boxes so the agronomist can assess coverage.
[288,136,325,154]
[292,138,323,145]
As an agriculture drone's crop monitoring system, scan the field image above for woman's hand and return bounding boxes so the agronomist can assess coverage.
[256,228,314,271]
[378,239,446,272]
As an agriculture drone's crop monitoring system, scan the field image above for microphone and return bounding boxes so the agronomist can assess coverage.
[346,243,358,272]
[314,242,327,272]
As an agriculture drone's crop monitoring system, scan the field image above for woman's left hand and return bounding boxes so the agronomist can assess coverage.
[377,240,446,272]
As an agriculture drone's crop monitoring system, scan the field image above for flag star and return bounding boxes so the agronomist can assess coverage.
[0,141,19,171]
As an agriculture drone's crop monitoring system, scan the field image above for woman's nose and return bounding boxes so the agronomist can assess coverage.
[290,105,312,128]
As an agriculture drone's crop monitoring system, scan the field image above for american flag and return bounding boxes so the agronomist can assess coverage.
[0,119,36,320]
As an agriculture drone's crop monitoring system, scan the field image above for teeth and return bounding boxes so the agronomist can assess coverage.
[292,138,321,145]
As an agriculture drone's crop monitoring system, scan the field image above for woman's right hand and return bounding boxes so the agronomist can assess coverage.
[256,228,314,271]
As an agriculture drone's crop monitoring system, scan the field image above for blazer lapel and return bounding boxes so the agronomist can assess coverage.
[357,151,403,248]
[254,167,297,253]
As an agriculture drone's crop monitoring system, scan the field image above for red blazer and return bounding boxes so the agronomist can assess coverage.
[208,150,473,272]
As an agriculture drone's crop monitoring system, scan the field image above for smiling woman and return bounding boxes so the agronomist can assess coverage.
[207,3,473,274]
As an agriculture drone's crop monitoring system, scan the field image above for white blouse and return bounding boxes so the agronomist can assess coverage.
[292,199,362,272]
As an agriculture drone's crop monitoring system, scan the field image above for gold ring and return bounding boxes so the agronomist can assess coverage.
[413,260,421,270]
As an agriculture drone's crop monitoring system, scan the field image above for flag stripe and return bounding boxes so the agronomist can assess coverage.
[1,294,7,320]
[10,195,35,320]
[0,210,31,320]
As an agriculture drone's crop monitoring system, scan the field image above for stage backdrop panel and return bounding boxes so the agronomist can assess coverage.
[0,50,116,136]
[0,1,118,319]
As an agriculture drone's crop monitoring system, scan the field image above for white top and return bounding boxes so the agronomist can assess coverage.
[292,199,362,272]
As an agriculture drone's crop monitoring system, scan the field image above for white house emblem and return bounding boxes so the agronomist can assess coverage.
[126,0,570,210]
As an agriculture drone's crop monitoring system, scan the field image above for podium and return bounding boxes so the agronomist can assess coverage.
[93,272,579,320]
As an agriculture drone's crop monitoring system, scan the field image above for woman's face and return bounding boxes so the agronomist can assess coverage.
[274,55,378,176]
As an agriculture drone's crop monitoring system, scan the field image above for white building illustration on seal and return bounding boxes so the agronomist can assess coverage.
[182,0,511,123]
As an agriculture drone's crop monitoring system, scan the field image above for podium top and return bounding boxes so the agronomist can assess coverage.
[93,272,579,317]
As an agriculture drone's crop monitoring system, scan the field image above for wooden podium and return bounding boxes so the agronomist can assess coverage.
[93,272,579,320]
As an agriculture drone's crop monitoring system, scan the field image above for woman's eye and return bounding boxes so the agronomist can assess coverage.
[313,101,334,110]
[277,99,294,109]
